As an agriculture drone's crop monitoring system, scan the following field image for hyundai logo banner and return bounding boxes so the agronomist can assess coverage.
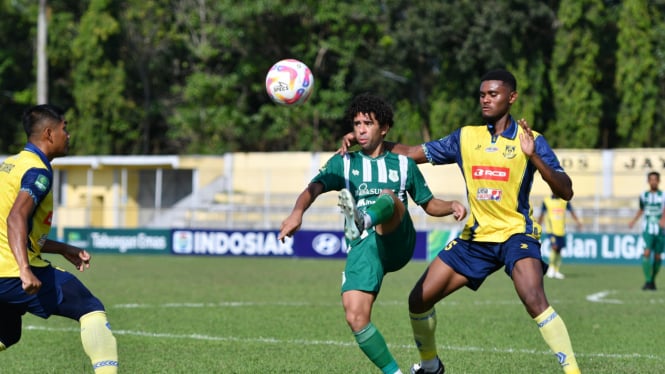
[171,229,428,260]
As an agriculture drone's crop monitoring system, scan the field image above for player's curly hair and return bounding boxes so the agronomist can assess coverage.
[344,93,394,130]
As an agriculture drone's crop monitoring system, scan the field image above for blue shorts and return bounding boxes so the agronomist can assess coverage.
[547,234,566,252]
[0,265,104,320]
[438,234,547,290]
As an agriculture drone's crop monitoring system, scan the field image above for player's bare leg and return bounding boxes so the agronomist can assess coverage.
[513,258,580,373]
[408,258,467,374]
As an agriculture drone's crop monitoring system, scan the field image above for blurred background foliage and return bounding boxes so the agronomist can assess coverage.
[1,0,664,155]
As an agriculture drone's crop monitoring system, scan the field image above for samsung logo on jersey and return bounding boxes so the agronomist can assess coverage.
[471,166,510,181]
[356,183,383,197]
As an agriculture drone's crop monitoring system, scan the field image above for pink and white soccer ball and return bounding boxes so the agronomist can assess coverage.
[265,59,314,106]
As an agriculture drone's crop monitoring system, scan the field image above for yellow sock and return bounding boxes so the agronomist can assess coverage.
[410,308,438,361]
[0,342,5,351]
[534,306,580,374]
[550,252,561,272]
[80,311,118,374]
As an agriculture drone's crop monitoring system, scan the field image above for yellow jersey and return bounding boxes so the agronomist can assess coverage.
[540,196,573,236]
[423,118,565,242]
[0,143,53,276]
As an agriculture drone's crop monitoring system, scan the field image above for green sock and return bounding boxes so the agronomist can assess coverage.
[354,323,398,373]
[365,194,395,227]
[653,255,662,280]
[643,255,653,282]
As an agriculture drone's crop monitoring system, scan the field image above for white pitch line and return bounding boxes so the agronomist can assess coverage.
[111,299,527,309]
[24,325,664,362]
[586,290,623,304]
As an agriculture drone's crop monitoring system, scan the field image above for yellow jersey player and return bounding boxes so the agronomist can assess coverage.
[538,195,583,279]
[0,105,118,373]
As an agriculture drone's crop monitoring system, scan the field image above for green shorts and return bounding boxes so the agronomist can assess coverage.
[642,233,665,254]
[341,214,416,294]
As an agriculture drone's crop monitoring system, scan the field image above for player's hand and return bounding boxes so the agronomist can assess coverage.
[518,118,535,157]
[451,201,467,221]
[19,268,41,295]
[62,246,91,272]
[336,132,357,155]
[278,214,303,243]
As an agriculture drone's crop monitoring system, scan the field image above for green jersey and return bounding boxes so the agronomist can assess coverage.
[312,151,434,214]
[638,190,665,235]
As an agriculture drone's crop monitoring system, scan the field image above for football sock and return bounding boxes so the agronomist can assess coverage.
[550,251,561,272]
[642,255,653,282]
[653,255,662,280]
[534,306,580,374]
[353,322,399,374]
[410,308,439,370]
[80,311,118,374]
[364,194,395,228]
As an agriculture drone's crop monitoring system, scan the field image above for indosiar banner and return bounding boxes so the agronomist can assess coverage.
[63,228,170,254]
[170,229,428,259]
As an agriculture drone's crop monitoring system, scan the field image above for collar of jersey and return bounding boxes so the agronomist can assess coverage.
[24,142,53,173]
[486,116,518,140]
[355,150,388,160]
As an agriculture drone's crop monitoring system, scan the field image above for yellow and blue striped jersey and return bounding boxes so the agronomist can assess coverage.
[0,143,53,276]
[540,196,574,236]
[423,117,564,242]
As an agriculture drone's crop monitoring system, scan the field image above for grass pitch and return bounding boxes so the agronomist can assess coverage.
[2,254,663,373]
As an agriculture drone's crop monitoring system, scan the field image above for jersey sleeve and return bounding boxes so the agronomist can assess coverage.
[310,153,346,192]
[422,128,461,166]
[20,168,52,205]
[406,158,434,206]
[534,134,564,172]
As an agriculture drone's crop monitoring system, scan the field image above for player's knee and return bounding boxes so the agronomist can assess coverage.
[408,286,428,313]
[344,308,369,331]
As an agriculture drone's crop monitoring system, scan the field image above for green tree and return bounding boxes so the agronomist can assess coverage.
[69,0,137,154]
[549,0,604,148]
[615,0,658,147]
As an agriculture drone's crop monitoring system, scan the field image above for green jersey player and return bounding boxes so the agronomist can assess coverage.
[278,93,466,374]
[629,171,665,290]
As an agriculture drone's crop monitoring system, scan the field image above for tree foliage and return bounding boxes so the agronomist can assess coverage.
[0,1,663,154]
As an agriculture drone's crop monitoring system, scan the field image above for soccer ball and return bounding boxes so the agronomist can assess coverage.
[265,59,314,106]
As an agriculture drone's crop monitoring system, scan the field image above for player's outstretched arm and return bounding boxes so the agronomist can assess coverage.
[420,198,467,221]
[278,182,325,242]
[42,239,91,272]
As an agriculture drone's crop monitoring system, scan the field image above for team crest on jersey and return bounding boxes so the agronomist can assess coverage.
[476,187,502,201]
[35,174,50,191]
[352,169,360,176]
[388,169,398,182]
[43,211,53,225]
[503,145,517,159]
[0,162,14,173]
